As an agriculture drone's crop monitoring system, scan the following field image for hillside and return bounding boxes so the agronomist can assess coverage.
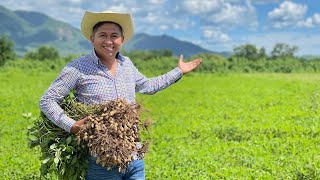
[0,5,91,56]
[0,5,227,57]
[124,33,228,57]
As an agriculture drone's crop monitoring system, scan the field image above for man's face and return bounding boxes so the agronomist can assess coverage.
[90,23,124,59]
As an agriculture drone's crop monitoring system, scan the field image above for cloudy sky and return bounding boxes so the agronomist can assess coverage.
[1,0,319,55]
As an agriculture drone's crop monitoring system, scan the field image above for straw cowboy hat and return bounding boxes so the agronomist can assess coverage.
[81,10,134,43]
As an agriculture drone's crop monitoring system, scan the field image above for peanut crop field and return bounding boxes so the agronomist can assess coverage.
[1,66,320,179]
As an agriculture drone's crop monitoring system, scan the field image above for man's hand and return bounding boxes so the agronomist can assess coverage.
[70,116,89,134]
[178,54,202,74]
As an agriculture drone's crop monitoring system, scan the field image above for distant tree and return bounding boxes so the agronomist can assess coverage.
[271,43,298,59]
[152,49,173,57]
[63,54,79,62]
[0,35,16,66]
[25,46,60,61]
[233,44,260,61]
[259,47,267,59]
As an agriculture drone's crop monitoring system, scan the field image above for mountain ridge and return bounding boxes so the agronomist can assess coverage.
[0,5,228,57]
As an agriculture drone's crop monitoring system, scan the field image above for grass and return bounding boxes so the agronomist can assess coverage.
[138,73,320,179]
[1,68,319,179]
[0,68,57,179]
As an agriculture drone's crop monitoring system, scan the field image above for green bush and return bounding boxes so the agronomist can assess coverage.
[25,46,60,61]
[0,35,16,67]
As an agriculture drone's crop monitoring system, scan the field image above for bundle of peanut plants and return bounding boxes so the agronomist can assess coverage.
[28,94,150,179]
[77,99,149,172]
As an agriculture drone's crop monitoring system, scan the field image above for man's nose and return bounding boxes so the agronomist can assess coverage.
[104,37,113,44]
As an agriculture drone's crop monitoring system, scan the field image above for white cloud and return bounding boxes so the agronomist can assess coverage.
[69,0,82,4]
[268,1,307,28]
[202,29,231,43]
[268,1,307,20]
[313,13,320,25]
[250,0,282,4]
[133,9,195,35]
[179,0,258,31]
[108,4,133,13]
[267,1,320,29]
[210,1,257,29]
[145,12,160,23]
[182,0,222,14]
[221,0,281,5]
[148,0,166,5]
[297,18,313,28]
[159,25,169,30]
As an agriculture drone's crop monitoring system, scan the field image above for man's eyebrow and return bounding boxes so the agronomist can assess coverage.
[97,32,121,34]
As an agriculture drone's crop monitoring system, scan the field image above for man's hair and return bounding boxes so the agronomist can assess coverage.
[92,21,123,36]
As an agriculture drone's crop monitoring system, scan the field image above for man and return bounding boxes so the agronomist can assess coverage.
[39,10,202,180]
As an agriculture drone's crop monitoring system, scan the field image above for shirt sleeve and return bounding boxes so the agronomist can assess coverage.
[132,61,183,94]
[39,62,80,132]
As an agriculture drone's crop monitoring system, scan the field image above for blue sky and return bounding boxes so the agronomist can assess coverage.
[1,0,319,55]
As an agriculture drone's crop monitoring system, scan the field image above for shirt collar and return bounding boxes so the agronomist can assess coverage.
[91,50,125,66]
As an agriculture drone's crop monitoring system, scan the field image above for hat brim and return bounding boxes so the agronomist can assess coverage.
[81,11,134,43]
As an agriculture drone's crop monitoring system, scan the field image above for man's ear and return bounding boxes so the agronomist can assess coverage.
[121,35,124,43]
[90,35,94,43]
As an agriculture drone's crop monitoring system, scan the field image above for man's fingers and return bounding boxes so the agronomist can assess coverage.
[191,59,202,66]
[196,58,202,63]
[179,54,183,62]
[83,116,90,121]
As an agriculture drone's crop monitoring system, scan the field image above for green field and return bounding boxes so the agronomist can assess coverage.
[1,68,320,179]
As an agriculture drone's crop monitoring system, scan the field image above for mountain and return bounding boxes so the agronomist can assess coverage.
[0,5,91,56]
[0,5,227,57]
[123,33,227,57]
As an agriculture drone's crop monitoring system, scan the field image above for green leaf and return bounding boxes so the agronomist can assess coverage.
[81,169,86,178]
[28,136,38,142]
[50,144,57,150]
[54,157,59,164]
[71,156,77,165]
[62,146,67,152]
[42,158,51,164]
[66,136,72,145]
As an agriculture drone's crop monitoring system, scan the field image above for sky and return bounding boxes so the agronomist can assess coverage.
[1,0,319,55]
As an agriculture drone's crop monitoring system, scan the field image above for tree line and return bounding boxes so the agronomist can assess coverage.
[1,34,320,74]
[232,43,299,60]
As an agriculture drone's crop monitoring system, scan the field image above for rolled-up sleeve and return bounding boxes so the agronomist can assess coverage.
[39,64,80,132]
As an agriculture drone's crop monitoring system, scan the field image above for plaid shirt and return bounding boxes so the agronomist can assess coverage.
[39,51,183,132]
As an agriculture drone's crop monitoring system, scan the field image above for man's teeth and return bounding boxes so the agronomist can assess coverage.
[104,47,113,51]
